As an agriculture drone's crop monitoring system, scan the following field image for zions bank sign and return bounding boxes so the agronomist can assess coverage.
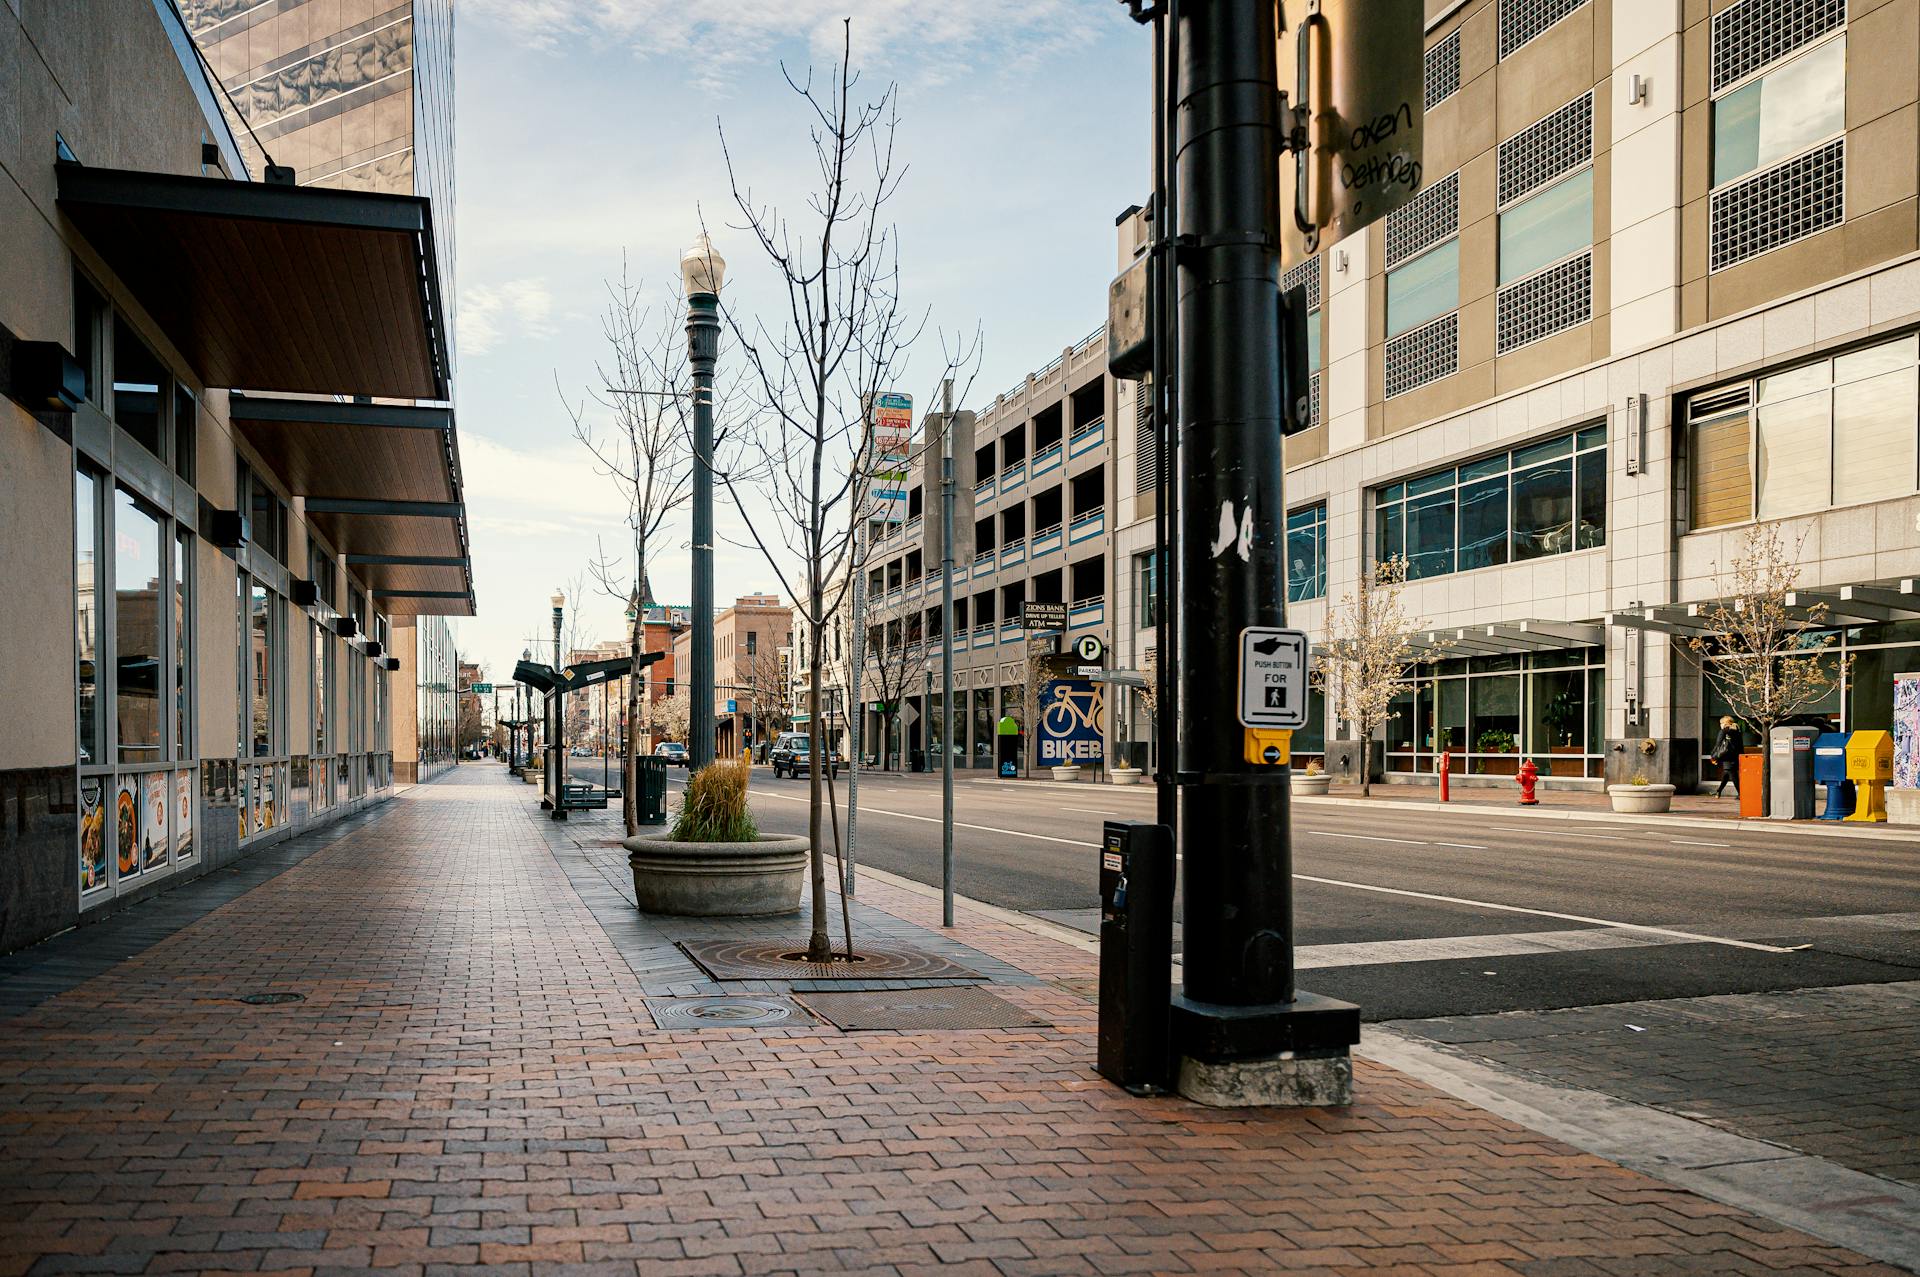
[1037,679,1104,765]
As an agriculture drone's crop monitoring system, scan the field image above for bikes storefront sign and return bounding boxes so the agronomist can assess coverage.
[1038,679,1104,766]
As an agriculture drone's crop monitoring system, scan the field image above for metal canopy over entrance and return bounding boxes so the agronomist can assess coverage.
[230,395,473,614]
[1606,580,1920,637]
[56,163,450,399]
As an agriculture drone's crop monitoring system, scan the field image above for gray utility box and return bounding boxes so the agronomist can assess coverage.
[1768,726,1820,820]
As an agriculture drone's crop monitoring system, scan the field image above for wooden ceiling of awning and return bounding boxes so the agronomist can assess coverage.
[57,164,449,399]
[232,397,457,505]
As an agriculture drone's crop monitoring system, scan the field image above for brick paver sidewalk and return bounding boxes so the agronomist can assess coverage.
[0,767,1902,1276]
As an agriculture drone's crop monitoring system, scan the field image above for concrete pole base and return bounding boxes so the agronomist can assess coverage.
[1176,1049,1353,1108]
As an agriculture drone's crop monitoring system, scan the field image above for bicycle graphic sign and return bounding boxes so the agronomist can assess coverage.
[1038,679,1105,766]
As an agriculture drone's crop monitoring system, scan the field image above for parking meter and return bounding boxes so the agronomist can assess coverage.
[1813,733,1854,820]
[1845,730,1894,822]
[1768,726,1819,820]
[1097,821,1173,1093]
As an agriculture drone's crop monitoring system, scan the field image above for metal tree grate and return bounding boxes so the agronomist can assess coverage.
[797,987,1050,1032]
[1710,138,1845,272]
[1712,0,1846,93]
[645,995,816,1030]
[677,939,981,981]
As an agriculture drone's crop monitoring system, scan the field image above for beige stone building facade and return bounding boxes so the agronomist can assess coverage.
[673,595,792,758]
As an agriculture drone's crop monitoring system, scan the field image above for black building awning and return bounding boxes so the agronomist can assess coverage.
[229,395,473,615]
[56,163,450,399]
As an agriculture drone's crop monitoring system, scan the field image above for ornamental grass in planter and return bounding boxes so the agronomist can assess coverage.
[623,757,809,917]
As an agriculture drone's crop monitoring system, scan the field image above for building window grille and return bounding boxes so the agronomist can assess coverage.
[1497,93,1593,208]
[1496,250,1592,353]
[1709,137,1844,271]
[1425,31,1461,110]
[1499,0,1588,59]
[1385,171,1459,270]
[1712,0,1846,93]
[1385,313,1459,399]
[1282,256,1322,311]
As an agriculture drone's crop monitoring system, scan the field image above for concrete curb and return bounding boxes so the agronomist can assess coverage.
[1292,793,1920,841]
[1360,1026,1920,1274]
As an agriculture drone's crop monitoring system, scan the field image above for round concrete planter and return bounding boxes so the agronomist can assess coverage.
[621,832,809,916]
[1607,783,1675,814]
[1110,767,1143,786]
[1051,765,1083,783]
[1292,773,1331,796]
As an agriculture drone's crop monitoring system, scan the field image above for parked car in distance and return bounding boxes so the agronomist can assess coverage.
[769,732,842,779]
[653,741,690,767]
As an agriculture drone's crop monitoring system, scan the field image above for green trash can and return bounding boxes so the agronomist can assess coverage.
[635,756,669,825]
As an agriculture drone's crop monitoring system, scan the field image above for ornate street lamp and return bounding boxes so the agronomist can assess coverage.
[681,233,726,769]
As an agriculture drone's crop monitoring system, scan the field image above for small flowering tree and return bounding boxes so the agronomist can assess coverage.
[1689,523,1846,800]
[1314,556,1436,797]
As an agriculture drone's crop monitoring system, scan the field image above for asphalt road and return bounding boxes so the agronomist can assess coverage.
[689,766,1920,1022]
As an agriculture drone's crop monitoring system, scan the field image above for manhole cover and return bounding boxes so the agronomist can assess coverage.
[236,992,304,1005]
[677,939,979,981]
[645,995,816,1031]
[797,987,1049,1032]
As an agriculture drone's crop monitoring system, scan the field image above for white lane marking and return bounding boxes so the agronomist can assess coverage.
[1294,873,1795,953]
[1297,927,1667,969]
[1321,831,1429,847]
[1059,805,1121,816]
[1494,826,1620,841]
[1671,838,1731,847]
[1434,841,1489,850]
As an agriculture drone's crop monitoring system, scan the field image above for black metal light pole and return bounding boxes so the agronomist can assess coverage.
[1168,0,1355,1100]
[683,234,726,770]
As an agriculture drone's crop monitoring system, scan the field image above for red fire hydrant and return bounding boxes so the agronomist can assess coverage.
[1517,757,1540,805]
[1438,749,1452,802]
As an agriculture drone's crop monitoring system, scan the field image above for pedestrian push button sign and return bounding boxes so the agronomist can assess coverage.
[1238,627,1309,729]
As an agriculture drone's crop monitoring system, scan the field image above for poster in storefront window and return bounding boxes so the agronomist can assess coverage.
[142,773,169,870]
[79,779,106,893]
[116,776,140,879]
[174,770,195,862]
[1893,672,1920,790]
[263,768,278,829]
[249,766,262,835]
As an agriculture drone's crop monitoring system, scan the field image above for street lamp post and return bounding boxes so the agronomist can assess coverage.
[549,594,564,808]
[682,233,726,770]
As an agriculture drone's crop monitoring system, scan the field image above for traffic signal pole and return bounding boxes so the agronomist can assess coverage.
[1168,0,1357,1106]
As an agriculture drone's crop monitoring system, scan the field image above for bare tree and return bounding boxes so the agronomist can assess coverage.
[713,22,921,961]
[653,688,692,746]
[1315,556,1438,798]
[566,263,695,835]
[1688,523,1846,798]
[862,608,924,769]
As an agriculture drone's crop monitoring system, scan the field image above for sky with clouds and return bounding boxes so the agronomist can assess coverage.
[449,3,1148,679]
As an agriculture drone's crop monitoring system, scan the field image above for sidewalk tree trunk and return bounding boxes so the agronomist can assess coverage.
[714,21,920,962]
[1688,523,1847,809]
[567,262,696,836]
[1314,556,1438,798]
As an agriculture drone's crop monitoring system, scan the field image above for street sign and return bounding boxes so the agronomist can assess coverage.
[1076,665,1102,677]
[1074,634,1105,662]
[1237,627,1309,729]
[1281,0,1426,256]
[1022,601,1067,630]
[469,682,493,695]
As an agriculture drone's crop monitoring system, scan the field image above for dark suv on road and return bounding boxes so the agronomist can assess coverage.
[653,742,689,768]
[770,732,841,779]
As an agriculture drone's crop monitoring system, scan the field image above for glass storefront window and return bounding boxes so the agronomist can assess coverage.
[111,319,165,461]
[175,530,191,759]
[1712,36,1845,188]
[1511,455,1574,560]
[972,689,992,762]
[115,489,162,764]
[76,471,101,766]
[1833,369,1917,508]
[1756,388,1830,519]
[314,623,330,755]
[251,585,273,757]
[1286,505,1326,601]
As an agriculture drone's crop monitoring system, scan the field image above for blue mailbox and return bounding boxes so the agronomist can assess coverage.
[1814,732,1854,820]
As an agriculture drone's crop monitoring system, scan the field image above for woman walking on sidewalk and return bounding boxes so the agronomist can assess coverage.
[1711,715,1744,796]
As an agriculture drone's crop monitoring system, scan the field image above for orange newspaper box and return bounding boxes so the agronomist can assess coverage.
[1738,752,1766,819]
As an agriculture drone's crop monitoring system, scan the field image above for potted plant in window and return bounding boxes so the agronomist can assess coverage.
[1292,759,1331,796]
[1542,690,1585,777]
[1477,728,1519,776]
[622,757,808,915]
[1608,771,1675,814]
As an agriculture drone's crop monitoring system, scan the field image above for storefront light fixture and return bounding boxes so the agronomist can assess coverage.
[8,340,86,412]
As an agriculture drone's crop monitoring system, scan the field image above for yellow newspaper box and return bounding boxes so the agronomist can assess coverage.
[1845,730,1893,822]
